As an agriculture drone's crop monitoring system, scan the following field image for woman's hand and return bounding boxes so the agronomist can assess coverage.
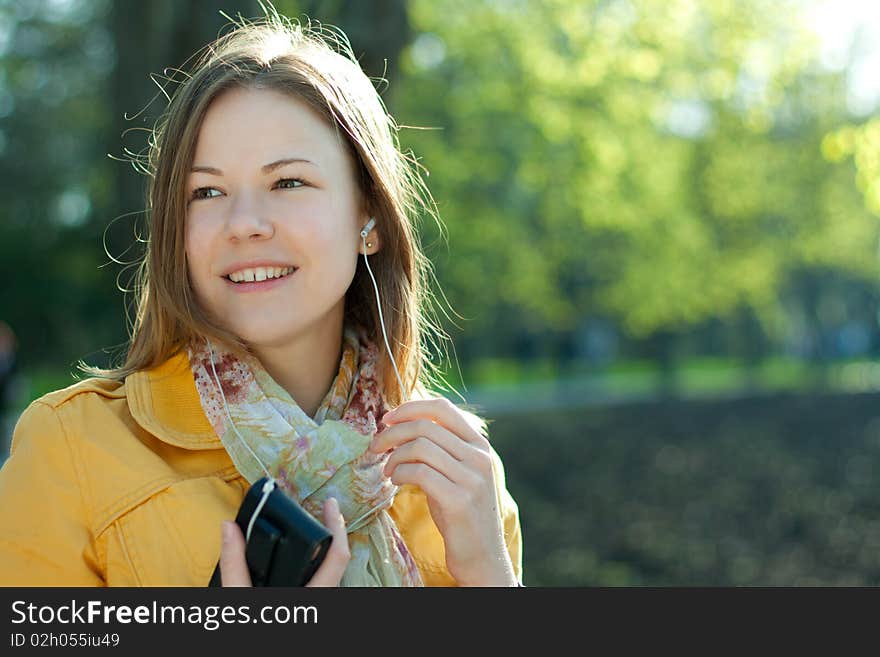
[219,497,351,586]
[369,398,517,586]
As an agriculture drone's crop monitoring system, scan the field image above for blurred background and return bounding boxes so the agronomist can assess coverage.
[3,0,880,585]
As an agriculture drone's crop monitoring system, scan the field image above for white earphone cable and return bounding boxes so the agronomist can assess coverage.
[360,221,407,404]
[208,340,275,542]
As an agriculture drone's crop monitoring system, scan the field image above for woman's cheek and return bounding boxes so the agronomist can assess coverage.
[184,223,214,300]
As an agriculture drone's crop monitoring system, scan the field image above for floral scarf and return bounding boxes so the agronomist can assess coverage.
[187,325,423,587]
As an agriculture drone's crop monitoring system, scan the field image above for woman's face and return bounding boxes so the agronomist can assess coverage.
[185,86,370,349]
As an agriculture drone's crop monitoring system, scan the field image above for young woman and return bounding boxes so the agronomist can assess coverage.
[0,11,522,587]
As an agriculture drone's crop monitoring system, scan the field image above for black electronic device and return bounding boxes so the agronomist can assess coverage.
[208,477,332,587]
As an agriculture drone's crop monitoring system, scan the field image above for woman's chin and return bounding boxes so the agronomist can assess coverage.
[219,303,345,350]
[236,331,301,351]
[235,321,340,352]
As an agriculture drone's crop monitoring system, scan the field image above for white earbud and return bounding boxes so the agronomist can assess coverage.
[360,217,376,239]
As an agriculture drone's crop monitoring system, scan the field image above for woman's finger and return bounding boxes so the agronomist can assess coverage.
[220,520,252,587]
[370,418,477,461]
[305,498,351,587]
[383,435,474,486]
[382,398,488,446]
[388,462,458,507]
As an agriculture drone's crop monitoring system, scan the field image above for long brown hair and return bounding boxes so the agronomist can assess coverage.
[86,7,457,408]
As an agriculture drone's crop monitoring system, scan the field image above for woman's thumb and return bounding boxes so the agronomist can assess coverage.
[219,520,252,587]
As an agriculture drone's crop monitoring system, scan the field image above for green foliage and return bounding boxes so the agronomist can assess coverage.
[824,118,880,214]
[396,0,880,351]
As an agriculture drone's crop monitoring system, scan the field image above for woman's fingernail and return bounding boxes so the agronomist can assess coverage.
[331,498,347,523]
[331,498,345,524]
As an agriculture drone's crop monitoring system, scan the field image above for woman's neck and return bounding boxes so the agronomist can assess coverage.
[251,315,345,418]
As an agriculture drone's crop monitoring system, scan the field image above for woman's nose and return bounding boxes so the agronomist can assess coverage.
[224,192,274,241]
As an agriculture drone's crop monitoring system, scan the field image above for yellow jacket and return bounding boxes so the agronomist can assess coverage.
[0,353,522,586]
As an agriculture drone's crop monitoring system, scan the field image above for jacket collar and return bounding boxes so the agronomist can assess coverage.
[126,350,223,450]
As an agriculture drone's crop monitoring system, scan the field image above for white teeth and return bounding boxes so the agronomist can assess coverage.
[227,266,296,283]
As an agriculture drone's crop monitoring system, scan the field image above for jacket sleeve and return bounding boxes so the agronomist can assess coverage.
[0,400,104,585]
[489,444,523,585]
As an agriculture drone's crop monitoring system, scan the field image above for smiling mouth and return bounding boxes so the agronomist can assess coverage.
[225,266,297,283]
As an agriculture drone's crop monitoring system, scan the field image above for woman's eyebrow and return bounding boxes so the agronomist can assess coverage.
[190,157,317,175]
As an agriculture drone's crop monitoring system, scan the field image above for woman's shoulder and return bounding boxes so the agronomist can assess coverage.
[5,378,134,526]
[19,348,196,433]
[6,362,233,537]
[28,375,127,412]
[13,376,129,442]
[13,351,212,452]
[9,376,132,463]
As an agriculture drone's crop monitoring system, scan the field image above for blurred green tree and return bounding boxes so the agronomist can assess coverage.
[395,0,880,379]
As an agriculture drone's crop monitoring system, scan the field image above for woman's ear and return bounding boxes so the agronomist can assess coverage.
[359,216,381,255]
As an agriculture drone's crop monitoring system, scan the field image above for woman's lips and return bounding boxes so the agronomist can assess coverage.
[222,268,297,292]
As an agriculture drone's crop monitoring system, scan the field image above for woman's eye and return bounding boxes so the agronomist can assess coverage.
[275,178,305,189]
[188,178,305,202]
[190,187,221,201]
